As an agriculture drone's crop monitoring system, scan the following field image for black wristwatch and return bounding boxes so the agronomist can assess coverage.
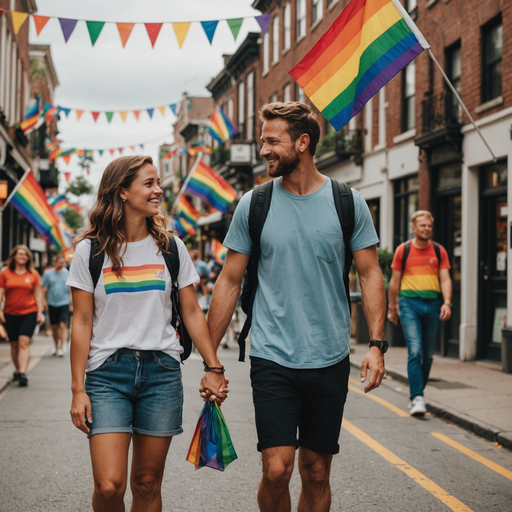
[369,339,388,354]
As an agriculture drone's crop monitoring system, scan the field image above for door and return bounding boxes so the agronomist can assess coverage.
[479,161,508,361]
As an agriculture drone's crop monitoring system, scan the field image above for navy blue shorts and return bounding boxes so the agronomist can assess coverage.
[4,312,37,341]
[85,349,183,438]
[48,305,69,326]
[250,356,350,454]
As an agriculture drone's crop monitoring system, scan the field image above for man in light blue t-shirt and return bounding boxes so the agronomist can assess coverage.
[206,102,387,512]
[42,254,72,357]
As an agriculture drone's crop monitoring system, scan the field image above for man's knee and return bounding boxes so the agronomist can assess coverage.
[299,455,331,486]
[262,457,294,488]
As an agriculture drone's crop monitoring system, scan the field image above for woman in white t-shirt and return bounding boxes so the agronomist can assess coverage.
[67,155,229,512]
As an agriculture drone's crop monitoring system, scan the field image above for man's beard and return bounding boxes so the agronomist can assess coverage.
[267,151,300,178]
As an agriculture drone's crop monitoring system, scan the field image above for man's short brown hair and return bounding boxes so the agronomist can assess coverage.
[411,210,434,224]
[259,102,321,156]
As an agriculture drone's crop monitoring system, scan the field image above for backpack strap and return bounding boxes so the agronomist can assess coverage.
[401,241,411,272]
[237,180,274,362]
[89,238,104,289]
[162,234,192,362]
[330,179,355,312]
[433,241,441,268]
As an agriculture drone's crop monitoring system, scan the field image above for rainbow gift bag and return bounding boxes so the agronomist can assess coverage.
[186,401,237,471]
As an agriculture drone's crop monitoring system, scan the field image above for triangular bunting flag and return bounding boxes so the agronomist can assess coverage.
[201,20,219,45]
[98,149,104,156]
[33,15,50,36]
[130,145,135,151]
[169,104,177,115]
[118,148,124,155]
[59,18,78,43]
[62,154,71,165]
[76,110,84,121]
[86,21,105,46]
[145,23,163,48]
[139,144,144,150]
[172,22,190,49]
[158,105,166,116]
[255,14,271,35]
[91,111,100,122]
[86,168,90,175]
[147,108,154,119]
[119,111,127,122]
[116,22,135,48]
[11,12,29,35]
[63,108,71,117]
[227,18,243,41]
[105,112,114,123]
[63,172,71,183]
[108,149,115,156]
[133,110,140,120]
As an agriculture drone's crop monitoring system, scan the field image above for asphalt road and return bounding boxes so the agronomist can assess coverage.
[0,346,511,511]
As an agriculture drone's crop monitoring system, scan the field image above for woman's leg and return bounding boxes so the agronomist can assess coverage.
[89,433,131,512]
[17,335,31,374]
[10,341,20,373]
[130,434,172,512]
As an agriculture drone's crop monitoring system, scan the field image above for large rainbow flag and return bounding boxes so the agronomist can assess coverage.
[5,170,66,250]
[176,195,200,226]
[209,107,239,143]
[290,0,429,131]
[184,161,237,213]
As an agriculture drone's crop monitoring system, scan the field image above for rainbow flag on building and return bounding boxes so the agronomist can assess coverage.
[211,239,227,262]
[176,195,200,226]
[20,100,42,133]
[209,107,239,143]
[5,170,66,250]
[172,214,196,237]
[290,0,429,131]
[43,103,59,124]
[184,161,237,212]
[48,194,69,213]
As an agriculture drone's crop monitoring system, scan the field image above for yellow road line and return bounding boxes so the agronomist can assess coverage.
[343,419,474,512]
[432,432,512,482]
[348,378,409,417]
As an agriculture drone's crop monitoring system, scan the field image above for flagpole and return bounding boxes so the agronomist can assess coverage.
[0,168,30,212]
[171,152,203,212]
[426,48,497,162]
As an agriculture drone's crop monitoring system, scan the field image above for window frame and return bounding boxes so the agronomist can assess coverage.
[402,61,416,133]
[296,0,306,41]
[482,17,502,103]
[272,15,279,64]
[283,3,291,51]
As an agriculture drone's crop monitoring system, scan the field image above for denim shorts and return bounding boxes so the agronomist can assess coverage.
[85,348,183,438]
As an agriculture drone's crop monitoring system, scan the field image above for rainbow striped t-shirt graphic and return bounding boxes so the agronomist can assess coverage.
[103,264,166,295]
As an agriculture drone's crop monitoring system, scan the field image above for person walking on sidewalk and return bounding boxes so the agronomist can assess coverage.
[67,155,229,512]
[42,254,72,357]
[206,102,387,512]
[0,245,45,387]
[387,210,452,417]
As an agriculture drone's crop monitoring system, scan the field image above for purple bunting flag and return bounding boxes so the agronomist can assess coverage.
[58,18,78,43]
[255,14,272,35]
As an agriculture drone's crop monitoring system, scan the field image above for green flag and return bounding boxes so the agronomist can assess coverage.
[227,18,243,41]
[106,112,114,123]
[86,21,105,46]
[98,149,104,156]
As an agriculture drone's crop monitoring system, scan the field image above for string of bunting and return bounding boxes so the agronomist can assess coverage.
[0,9,271,48]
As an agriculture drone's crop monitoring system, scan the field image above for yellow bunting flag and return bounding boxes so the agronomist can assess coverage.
[75,110,84,121]
[116,23,134,48]
[119,111,127,122]
[11,11,29,34]
[172,22,191,49]
[158,106,166,116]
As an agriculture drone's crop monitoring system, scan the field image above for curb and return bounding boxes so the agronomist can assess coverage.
[349,360,512,451]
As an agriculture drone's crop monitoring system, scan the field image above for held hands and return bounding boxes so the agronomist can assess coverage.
[439,304,451,321]
[360,347,385,393]
[70,390,93,434]
[199,371,230,405]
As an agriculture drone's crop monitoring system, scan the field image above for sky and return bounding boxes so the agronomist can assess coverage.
[28,0,262,204]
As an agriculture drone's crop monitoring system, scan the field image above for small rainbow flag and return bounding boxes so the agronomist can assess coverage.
[209,107,239,143]
[20,101,42,133]
[6,170,66,250]
[49,194,69,213]
[211,239,227,262]
[290,0,429,131]
[184,161,237,212]
[103,264,166,294]
[43,103,59,124]
[176,195,200,226]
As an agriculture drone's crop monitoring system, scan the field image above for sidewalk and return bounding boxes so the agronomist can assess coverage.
[0,331,55,394]
[350,340,512,450]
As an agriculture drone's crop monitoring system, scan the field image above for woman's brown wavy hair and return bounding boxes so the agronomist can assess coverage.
[75,155,171,276]
[4,244,35,273]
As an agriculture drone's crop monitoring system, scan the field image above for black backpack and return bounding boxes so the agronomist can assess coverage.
[88,234,192,362]
[236,178,355,362]
[401,240,441,272]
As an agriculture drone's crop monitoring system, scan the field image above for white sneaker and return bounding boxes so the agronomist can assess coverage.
[409,396,427,416]
[51,346,57,356]
[57,348,64,357]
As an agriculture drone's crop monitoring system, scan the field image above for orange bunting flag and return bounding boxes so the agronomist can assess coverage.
[63,172,71,183]
[75,110,84,121]
[172,22,190,49]
[145,23,163,48]
[133,110,140,120]
[116,22,135,48]
[109,149,115,156]
[33,15,50,36]
[61,154,71,165]
[91,111,100,122]
[130,145,135,151]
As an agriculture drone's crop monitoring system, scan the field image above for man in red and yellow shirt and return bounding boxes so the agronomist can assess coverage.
[388,210,452,416]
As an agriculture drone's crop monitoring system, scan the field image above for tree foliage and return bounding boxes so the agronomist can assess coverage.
[62,208,84,231]
[67,175,93,197]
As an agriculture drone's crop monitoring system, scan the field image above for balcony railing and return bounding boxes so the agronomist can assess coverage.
[421,91,461,134]
[316,128,363,160]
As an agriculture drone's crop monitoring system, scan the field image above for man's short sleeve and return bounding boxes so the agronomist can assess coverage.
[390,244,405,271]
[350,190,380,252]
[42,271,49,287]
[223,191,253,256]
[439,245,451,270]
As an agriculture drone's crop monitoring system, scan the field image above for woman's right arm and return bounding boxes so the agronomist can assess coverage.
[0,287,5,324]
[69,288,94,434]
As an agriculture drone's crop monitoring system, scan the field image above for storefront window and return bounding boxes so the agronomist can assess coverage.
[438,164,462,190]
[366,198,380,241]
[394,175,419,247]
[484,160,507,190]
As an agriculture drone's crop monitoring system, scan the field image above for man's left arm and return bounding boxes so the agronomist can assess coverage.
[439,268,452,321]
[353,245,386,393]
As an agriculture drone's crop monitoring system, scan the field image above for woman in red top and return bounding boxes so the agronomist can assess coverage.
[0,245,45,387]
